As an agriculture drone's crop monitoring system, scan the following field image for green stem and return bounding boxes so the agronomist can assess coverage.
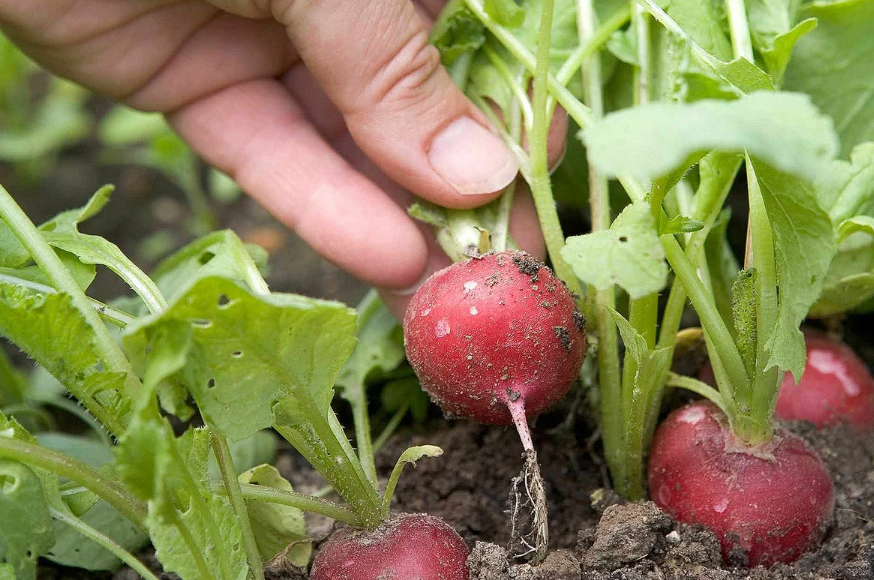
[0,184,141,436]
[0,272,135,327]
[372,404,409,452]
[661,234,748,391]
[0,437,147,530]
[577,0,625,495]
[236,483,362,527]
[725,0,754,61]
[528,0,580,295]
[665,372,730,415]
[348,294,381,486]
[49,507,161,580]
[276,413,383,529]
[211,432,265,580]
[227,230,270,295]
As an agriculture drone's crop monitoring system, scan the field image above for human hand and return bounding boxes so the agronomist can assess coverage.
[0,0,564,317]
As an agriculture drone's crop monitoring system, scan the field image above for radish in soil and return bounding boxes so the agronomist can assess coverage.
[404,251,585,561]
[774,334,874,431]
[310,513,469,580]
[648,401,834,567]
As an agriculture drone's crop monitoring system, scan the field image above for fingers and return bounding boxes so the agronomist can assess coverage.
[275,0,519,209]
[167,79,431,290]
[380,183,546,320]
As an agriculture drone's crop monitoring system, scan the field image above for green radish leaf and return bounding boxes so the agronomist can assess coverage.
[117,419,247,580]
[124,277,357,441]
[35,433,114,469]
[0,347,27,405]
[659,215,704,235]
[45,500,148,572]
[751,161,837,376]
[784,0,874,157]
[731,269,759,377]
[239,464,310,564]
[151,230,269,304]
[746,0,816,85]
[0,563,14,580]
[815,143,874,226]
[38,186,164,309]
[562,203,668,299]
[0,282,136,431]
[98,106,169,146]
[583,91,838,184]
[431,1,486,65]
[0,460,55,580]
[484,0,524,26]
[381,378,431,423]
[808,144,874,316]
[336,292,405,411]
[704,208,741,334]
[0,220,28,269]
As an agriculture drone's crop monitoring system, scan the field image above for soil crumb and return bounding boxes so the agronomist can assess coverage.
[511,253,542,282]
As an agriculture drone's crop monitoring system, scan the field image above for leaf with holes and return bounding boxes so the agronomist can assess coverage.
[123,277,357,441]
[0,460,55,580]
[562,203,668,299]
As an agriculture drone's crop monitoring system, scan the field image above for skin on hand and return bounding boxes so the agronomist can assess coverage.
[0,0,565,318]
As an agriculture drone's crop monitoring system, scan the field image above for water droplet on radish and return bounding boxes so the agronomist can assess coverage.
[470,306,478,315]
[463,281,478,293]
[678,406,706,424]
[435,319,451,338]
[420,307,431,317]
[713,498,729,513]
[808,349,860,396]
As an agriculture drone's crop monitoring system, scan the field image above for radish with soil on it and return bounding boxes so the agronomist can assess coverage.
[403,251,585,563]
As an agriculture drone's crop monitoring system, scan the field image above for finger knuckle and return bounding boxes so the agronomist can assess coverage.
[364,27,442,111]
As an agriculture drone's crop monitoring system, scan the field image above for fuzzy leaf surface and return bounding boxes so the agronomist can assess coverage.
[124,277,357,441]
[583,92,838,183]
[784,0,874,157]
[562,203,668,299]
[0,460,54,580]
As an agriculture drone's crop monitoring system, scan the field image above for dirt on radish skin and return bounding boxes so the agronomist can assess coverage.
[309,513,469,580]
[647,401,835,568]
[403,251,585,425]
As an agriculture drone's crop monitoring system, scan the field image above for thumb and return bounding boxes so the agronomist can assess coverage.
[276,0,519,208]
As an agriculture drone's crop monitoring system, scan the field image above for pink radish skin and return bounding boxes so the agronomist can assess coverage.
[403,251,585,425]
[309,513,469,580]
[774,335,874,431]
[648,401,834,567]
[699,334,874,431]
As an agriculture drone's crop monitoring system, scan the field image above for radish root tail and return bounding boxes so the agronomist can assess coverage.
[509,449,549,565]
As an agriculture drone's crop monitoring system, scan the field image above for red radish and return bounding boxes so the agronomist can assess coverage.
[648,401,834,567]
[309,513,469,580]
[774,335,874,431]
[699,334,874,431]
[403,251,585,561]
[403,251,585,426]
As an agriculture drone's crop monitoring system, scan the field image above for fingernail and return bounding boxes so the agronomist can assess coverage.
[428,117,519,195]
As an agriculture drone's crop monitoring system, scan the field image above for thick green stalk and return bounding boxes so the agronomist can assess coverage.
[528,0,580,295]
[276,413,383,529]
[725,0,754,61]
[236,484,362,527]
[211,432,265,580]
[0,184,141,435]
[661,234,748,392]
[0,437,147,530]
[577,0,625,494]
[49,507,161,580]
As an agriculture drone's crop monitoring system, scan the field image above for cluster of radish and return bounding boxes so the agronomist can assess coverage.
[311,251,585,578]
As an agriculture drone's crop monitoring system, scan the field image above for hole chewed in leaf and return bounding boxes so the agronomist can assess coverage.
[198,251,216,265]
[232,350,243,358]
[192,319,213,329]
[218,294,231,307]
[207,378,216,389]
